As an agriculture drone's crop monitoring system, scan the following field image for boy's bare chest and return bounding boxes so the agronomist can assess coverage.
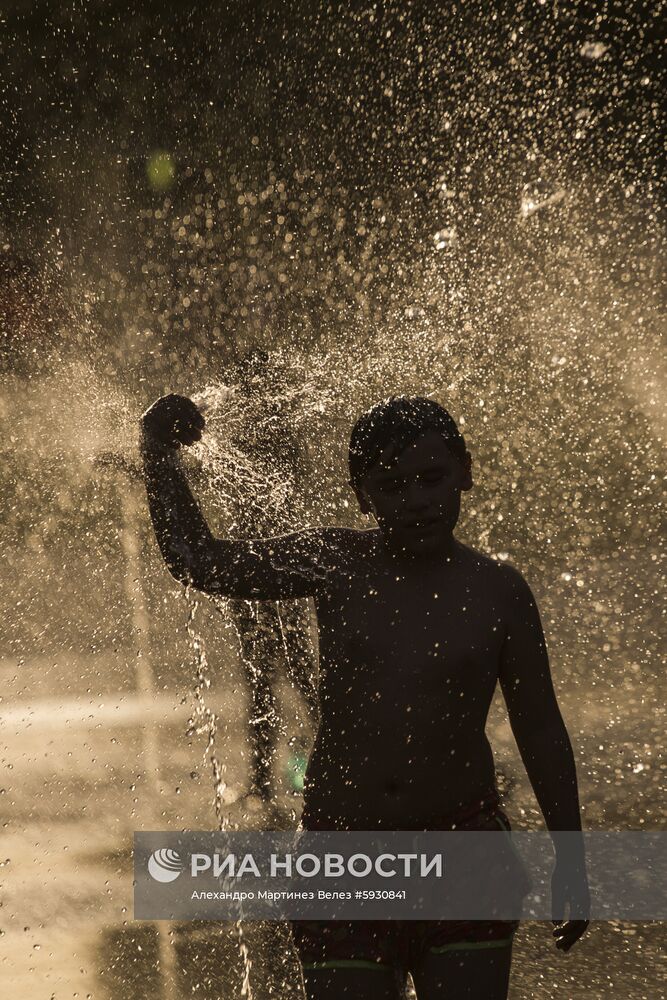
[318,563,506,686]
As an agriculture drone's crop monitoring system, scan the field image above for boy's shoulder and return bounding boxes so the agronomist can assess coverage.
[283,525,377,586]
[297,525,377,546]
[313,525,379,558]
[456,542,530,597]
[288,525,377,564]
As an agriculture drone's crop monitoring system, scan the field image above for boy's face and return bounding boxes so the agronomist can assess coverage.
[355,428,473,556]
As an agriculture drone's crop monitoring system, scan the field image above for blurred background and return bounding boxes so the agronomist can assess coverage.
[1,1,665,997]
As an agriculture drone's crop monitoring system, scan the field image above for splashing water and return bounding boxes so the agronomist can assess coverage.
[184,592,228,830]
[185,590,257,1000]
[3,5,664,997]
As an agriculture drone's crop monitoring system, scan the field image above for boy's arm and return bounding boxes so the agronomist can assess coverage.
[497,564,584,839]
[140,393,334,600]
[498,564,590,951]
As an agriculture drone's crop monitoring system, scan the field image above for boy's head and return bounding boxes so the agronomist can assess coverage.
[348,396,473,555]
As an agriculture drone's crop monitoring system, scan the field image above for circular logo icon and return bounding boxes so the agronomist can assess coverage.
[148,848,184,883]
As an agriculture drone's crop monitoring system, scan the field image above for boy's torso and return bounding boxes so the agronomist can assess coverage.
[302,529,512,829]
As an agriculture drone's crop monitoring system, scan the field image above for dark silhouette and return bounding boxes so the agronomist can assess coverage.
[140,391,590,999]
[220,349,318,808]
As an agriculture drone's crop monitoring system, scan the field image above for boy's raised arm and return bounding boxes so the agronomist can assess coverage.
[140,393,328,600]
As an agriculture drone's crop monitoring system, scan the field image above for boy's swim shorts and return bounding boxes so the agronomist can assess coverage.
[291,788,530,974]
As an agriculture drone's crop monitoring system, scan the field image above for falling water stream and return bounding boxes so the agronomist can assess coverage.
[184,591,256,1000]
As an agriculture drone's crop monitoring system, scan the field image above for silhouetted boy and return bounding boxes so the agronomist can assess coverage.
[140,392,589,1000]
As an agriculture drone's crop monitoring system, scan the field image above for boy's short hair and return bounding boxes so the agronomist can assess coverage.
[348,396,468,492]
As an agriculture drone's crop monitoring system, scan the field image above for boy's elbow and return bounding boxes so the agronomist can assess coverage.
[162,545,207,591]
[168,553,228,596]
[512,712,570,755]
[164,557,194,589]
[179,559,216,593]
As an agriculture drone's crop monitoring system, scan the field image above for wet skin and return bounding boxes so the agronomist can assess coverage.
[140,393,590,951]
[306,528,508,828]
[303,429,500,828]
